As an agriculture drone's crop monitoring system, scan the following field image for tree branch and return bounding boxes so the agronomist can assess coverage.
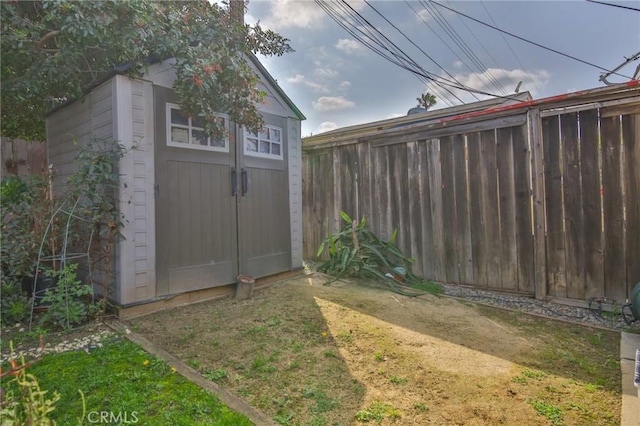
[36,30,60,51]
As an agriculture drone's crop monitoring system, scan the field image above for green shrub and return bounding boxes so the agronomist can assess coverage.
[39,263,94,330]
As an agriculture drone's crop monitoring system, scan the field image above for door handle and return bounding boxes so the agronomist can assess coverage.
[231,168,237,196]
[241,169,248,196]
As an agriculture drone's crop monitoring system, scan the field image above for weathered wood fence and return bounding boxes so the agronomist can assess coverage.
[1,137,47,179]
[302,84,640,305]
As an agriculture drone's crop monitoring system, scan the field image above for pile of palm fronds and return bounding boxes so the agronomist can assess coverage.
[316,212,421,290]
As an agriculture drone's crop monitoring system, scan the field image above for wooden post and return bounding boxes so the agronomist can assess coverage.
[528,108,548,300]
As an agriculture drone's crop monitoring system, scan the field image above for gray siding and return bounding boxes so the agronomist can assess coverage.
[287,118,303,268]
[113,75,156,305]
[46,80,114,196]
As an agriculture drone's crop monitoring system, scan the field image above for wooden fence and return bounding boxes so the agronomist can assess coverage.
[302,84,640,305]
[1,137,47,179]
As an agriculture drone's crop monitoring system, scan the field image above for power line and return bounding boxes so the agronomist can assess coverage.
[430,0,634,79]
[586,0,640,12]
[444,0,513,94]
[316,0,526,103]
[479,1,532,85]
[419,0,508,96]
[364,0,475,102]
[317,0,464,104]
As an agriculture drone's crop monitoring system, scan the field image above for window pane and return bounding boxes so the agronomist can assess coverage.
[259,141,270,153]
[192,115,206,129]
[246,138,258,152]
[259,128,269,140]
[211,137,226,148]
[217,116,227,127]
[271,129,281,143]
[192,129,208,146]
[171,127,189,144]
[272,143,281,156]
[171,108,189,126]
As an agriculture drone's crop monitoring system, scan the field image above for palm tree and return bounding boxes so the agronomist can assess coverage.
[416,92,437,110]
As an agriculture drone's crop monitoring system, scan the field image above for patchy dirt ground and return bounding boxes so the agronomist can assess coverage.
[128,274,621,425]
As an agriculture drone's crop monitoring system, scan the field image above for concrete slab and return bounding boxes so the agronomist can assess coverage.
[621,332,640,426]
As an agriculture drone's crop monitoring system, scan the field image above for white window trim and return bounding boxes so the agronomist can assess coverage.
[243,124,284,160]
[166,103,229,152]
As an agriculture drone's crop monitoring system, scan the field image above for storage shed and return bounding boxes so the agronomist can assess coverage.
[46,55,305,313]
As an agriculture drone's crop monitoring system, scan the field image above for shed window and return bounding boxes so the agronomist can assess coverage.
[166,103,228,152]
[244,125,283,159]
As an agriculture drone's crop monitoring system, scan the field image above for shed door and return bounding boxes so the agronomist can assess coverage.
[154,87,290,296]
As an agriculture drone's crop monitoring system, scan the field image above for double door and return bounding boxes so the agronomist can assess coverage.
[154,87,291,296]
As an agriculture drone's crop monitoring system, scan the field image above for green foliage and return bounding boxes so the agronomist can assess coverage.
[316,211,414,284]
[416,92,437,110]
[1,0,293,140]
[355,401,400,423]
[0,344,61,425]
[0,174,52,281]
[39,263,94,330]
[529,399,564,425]
[1,338,253,425]
[0,283,30,325]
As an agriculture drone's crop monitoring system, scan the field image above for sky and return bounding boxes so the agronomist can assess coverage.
[235,1,640,137]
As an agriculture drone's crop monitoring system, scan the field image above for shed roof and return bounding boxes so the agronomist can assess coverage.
[47,53,305,121]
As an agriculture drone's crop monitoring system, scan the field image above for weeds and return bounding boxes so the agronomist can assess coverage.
[530,399,563,425]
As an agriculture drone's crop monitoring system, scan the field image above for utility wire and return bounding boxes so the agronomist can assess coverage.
[420,0,508,95]
[586,0,640,12]
[404,1,479,80]
[445,0,514,94]
[364,0,473,103]
[316,0,524,102]
[479,2,530,76]
[430,0,634,79]
[320,0,464,104]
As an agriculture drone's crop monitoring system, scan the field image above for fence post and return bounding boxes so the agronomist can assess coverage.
[528,108,547,300]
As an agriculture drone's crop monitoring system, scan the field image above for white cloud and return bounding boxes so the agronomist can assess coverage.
[260,0,325,30]
[427,68,551,105]
[287,73,327,92]
[312,96,355,111]
[339,81,352,90]
[387,113,404,119]
[335,38,362,54]
[314,67,339,79]
[288,74,305,84]
[453,60,464,69]
[318,122,339,133]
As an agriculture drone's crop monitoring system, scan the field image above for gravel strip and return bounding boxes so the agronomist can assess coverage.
[1,327,114,363]
[441,283,640,332]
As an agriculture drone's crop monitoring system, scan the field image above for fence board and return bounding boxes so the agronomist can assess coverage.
[602,115,626,301]
[453,134,473,284]
[496,127,518,291]
[513,123,534,294]
[357,142,372,224]
[389,144,411,257]
[561,112,585,300]
[467,132,488,287]
[371,146,389,240]
[426,139,445,281]
[480,129,501,289]
[542,115,566,297]
[336,146,358,223]
[440,136,459,283]
[407,141,424,276]
[419,140,436,278]
[578,110,604,299]
[623,114,640,293]
[0,138,46,178]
